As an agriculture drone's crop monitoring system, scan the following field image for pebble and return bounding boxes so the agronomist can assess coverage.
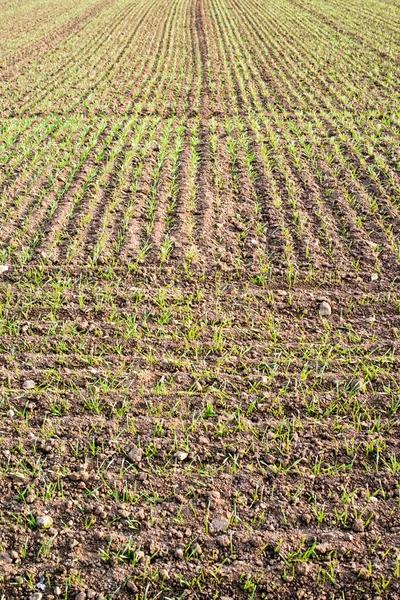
[128,447,143,463]
[174,451,188,461]
[371,273,379,281]
[136,550,145,561]
[29,594,43,600]
[352,519,364,533]
[54,588,62,596]
[23,380,36,391]
[319,301,332,316]
[0,265,9,274]
[6,409,15,419]
[192,543,202,554]
[126,580,137,592]
[174,547,184,559]
[160,568,170,579]
[36,515,53,529]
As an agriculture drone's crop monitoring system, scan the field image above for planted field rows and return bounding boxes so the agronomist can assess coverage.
[0,0,399,283]
[0,0,400,599]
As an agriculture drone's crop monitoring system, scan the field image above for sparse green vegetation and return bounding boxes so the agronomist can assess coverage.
[0,0,399,598]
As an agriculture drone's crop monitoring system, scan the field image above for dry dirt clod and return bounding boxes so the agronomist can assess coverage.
[0,553,12,565]
[295,562,310,576]
[371,272,379,281]
[211,516,229,532]
[0,265,9,274]
[22,379,36,390]
[29,594,43,600]
[352,519,364,533]
[217,534,230,547]
[54,588,62,596]
[128,447,143,463]
[6,409,15,419]
[319,301,332,316]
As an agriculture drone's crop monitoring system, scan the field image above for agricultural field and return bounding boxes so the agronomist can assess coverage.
[0,0,400,598]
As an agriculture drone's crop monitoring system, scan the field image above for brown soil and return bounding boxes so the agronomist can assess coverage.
[0,0,399,598]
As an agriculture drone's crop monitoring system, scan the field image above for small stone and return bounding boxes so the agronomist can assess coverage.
[319,301,332,317]
[211,516,229,532]
[23,380,36,391]
[174,547,184,559]
[76,593,86,600]
[36,515,53,529]
[54,588,62,596]
[353,519,364,533]
[135,550,145,561]
[6,409,15,419]
[126,580,137,593]
[160,568,170,579]
[29,594,43,600]
[193,543,202,554]
[128,447,143,463]
[0,265,9,274]
[371,273,379,281]
[174,451,188,461]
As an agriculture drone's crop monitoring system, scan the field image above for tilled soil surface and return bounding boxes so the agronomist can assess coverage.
[0,269,399,599]
[0,0,400,598]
